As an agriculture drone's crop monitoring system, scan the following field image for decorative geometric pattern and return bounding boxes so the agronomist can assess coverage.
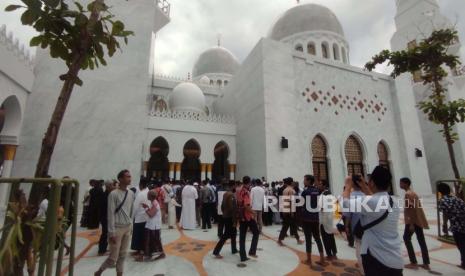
[301,82,388,122]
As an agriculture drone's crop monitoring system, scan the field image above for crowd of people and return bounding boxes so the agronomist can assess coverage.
[76,166,465,276]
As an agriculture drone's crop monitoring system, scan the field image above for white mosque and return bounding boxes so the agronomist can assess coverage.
[1,0,465,207]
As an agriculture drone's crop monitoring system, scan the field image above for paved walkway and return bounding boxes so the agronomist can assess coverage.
[58,196,463,276]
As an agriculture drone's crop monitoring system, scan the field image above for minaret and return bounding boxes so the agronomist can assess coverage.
[392,0,453,51]
[390,0,464,194]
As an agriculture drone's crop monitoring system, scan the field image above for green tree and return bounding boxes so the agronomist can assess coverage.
[5,0,133,205]
[366,28,464,198]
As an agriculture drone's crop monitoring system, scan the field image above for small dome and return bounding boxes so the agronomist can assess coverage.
[269,4,344,41]
[199,75,211,85]
[169,82,206,113]
[192,46,240,78]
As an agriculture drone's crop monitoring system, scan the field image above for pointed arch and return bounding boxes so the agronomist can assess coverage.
[212,141,230,182]
[341,47,347,63]
[181,139,202,181]
[148,136,170,179]
[378,140,394,194]
[0,95,22,136]
[345,135,365,176]
[295,43,303,52]
[311,134,330,187]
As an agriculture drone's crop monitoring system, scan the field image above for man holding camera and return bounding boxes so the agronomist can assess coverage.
[342,166,403,276]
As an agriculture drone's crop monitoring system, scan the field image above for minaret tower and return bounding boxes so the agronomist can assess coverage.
[391,0,465,192]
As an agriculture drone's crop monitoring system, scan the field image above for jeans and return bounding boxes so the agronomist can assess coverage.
[254,210,263,232]
[213,217,237,255]
[239,219,259,261]
[320,224,337,257]
[362,249,403,276]
[453,231,465,267]
[98,217,108,254]
[301,221,323,254]
[217,215,225,238]
[403,224,430,265]
[279,214,299,241]
[201,203,212,229]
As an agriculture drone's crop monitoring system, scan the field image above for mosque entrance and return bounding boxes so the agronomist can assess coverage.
[181,139,201,181]
[148,136,170,180]
[212,141,230,182]
[345,135,365,176]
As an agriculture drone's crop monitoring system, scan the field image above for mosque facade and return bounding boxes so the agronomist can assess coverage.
[1,0,465,206]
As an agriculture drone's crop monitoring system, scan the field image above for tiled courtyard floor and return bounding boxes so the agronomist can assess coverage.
[56,196,464,275]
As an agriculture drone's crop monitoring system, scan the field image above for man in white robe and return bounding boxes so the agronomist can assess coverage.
[180,182,198,230]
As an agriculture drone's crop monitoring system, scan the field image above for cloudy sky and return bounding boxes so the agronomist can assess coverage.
[1,0,465,77]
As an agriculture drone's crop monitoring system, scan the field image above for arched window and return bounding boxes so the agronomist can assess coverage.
[212,141,230,182]
[312,135,330,188]
[181,139,202,181]
[378,141,394,194]
[154,99,168,112]
[217,80,223,86]
[224,80,228,86]
[210,79,214,85]
[345,135,365,176]
[148,137,170,179]
[307,42,316,55]
[295,44,303,52]
[333,43,340,61]
[341,47,347,63]
[321,42,329,59]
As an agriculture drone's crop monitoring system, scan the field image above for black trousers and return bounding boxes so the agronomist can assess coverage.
[201,203,212,229]
[279,214,299,241]
[176,206,182,222]
[98,217,108,254]
[302,221,323,254]
[362,250,403,276]
[403,224,429,265]
[344,216,354,247]
[453,231,465,267]
[217,215,225,238]
[320,225,337,257]
[213,217,237,255]
[239,219,259,262]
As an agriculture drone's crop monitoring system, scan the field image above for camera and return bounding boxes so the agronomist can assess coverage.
[352,174,362,188]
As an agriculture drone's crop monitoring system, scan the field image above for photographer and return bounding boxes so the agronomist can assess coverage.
[342,166,403,276]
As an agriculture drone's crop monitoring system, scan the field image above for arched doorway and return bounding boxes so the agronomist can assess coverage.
[311,135,330,187]
[148,137,170,180]
[378,141,394,194]
[181,139,201,181]
[212,141,230,182]
[0,96,22,177]
[345,135,365,176]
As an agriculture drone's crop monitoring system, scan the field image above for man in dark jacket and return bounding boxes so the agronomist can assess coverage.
[213,181,238,257]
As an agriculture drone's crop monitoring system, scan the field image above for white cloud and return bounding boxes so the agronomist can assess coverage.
[1,0,464,76]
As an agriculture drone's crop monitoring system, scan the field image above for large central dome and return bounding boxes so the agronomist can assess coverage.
[192,46,240,78]
[269,4,345,41]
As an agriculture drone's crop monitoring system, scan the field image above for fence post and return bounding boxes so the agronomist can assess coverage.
[68,181,79,276]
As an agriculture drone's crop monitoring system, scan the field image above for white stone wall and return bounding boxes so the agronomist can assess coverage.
[12,0,169,203]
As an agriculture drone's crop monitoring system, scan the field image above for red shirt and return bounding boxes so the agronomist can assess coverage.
[237,186,254,221]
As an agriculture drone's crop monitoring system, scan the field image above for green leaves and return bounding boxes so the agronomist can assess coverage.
[20,8,40,25]
[4,4,23,11]
[6,0,133,82]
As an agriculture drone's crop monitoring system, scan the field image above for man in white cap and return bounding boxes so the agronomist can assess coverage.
[180,181,198,230]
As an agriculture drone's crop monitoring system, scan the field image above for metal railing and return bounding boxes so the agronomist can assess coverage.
[0,178,80,276]
[435,180,464,244]
[156,0,171,17]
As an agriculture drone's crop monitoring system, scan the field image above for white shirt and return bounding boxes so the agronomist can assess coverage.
[37,199,48,218]
[145,200,162,230]
[344,192,403,269]
[250,186,265,211]
[133,188,150,223]
[217,190,226,215]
